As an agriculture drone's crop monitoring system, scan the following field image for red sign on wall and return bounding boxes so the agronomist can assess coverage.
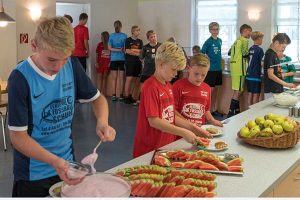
[20,33,28,44]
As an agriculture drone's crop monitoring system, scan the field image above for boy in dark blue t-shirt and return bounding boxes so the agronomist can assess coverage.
[246,31,264,105]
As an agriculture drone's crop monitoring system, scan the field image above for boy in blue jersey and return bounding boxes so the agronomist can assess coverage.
[201,22,223,116]
[246,31,264,105]
[8,17,116,197]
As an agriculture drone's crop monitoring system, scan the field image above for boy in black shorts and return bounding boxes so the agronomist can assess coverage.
[201,22,223,116]
[124,25,143,104]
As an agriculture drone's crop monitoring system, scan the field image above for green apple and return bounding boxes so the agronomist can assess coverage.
[258,119,266,129]
[247,120,257,129]
[286,118,297,127]
[264,113,278,121]
[249,125,260,138]
[264,119,275,128]
[260,127,273,137]
[272,124,283,135]
[255,117,265,124]
[274,117,285,125]
[240,127,250,138]
[282,121,294,132]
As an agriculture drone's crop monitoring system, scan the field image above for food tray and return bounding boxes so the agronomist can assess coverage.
[150,149,243,176]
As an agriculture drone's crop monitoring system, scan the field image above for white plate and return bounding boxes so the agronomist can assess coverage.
[201,125,223,137]
[198,139,229,152]
[49,181,63,197]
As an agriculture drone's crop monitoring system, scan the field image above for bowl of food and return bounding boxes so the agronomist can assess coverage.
[273,93,298,106]
[61,173,131,197]
[67,161,90,179]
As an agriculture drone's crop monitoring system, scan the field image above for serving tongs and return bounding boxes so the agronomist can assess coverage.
[219,153,239,162]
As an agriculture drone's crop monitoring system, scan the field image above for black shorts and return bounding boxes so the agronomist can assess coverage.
[204,70,223,87]
[140,75,151,83]
[110,61,125,71]
[125,62,142,77]
[246,79,261,94]
[12,175,61,197]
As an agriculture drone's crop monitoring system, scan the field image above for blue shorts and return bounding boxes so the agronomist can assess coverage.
[246,79,261,94]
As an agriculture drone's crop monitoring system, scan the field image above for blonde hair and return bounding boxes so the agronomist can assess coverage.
[34,16,74,56]
[251,31,264,41]
[190,53,210,69]
[155,42,186,70]
[209,22,219,30]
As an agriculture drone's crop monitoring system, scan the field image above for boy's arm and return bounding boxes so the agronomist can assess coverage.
[204,111,223,127]
[10,130,83,185]
[201,40,208,54]
[147,117,198,144]
[91,95,116,142]
[84,39,89,57]
[267,68,295,88]
[139,46,146,59]
[108,44,123,52]
[174,112,212,138]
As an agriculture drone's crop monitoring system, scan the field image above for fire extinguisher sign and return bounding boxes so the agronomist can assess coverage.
[20,33,28,44]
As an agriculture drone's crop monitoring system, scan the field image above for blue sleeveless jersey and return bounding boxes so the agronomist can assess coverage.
[8,57,99,181]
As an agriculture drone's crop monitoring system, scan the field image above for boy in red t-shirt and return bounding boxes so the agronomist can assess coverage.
[173,54,223,127]
[133,42,211,158]
[96,31,110,95]
[73,13,89,72]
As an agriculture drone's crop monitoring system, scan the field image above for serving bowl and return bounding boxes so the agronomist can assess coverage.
[67,161,89,179]
[61,173,131,197]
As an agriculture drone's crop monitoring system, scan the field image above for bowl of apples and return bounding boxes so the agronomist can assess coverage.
[237,113,300,148]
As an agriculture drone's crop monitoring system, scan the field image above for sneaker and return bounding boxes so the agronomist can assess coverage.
[129,95,136,104]
[124,97,131,104]
[111,95,118,101]
[118,94,124,101]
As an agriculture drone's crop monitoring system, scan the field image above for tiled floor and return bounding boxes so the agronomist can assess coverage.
[0,99,138,197]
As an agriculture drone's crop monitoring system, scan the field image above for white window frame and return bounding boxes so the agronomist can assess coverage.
[194,0,237,56]
[276,0,300,61]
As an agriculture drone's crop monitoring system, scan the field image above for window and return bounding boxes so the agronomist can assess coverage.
[195,0,237,55]
[276,0,300,61]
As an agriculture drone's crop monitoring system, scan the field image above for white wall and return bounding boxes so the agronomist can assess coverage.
[237,0,275,51]
[0,0,16,80]
[56,0,139,79]
[16,0,55,62]
[138,0,193,48]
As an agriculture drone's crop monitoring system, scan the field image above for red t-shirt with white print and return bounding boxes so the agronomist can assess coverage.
[173,78,211,127]
[133,76,177,158]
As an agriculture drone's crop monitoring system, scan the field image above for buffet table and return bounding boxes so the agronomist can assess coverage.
[106,97,300,197]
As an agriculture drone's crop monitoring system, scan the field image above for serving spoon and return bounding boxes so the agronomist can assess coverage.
[81,140,102,174]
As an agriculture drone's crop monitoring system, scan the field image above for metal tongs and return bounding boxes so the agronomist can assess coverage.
[219,153,239,162]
